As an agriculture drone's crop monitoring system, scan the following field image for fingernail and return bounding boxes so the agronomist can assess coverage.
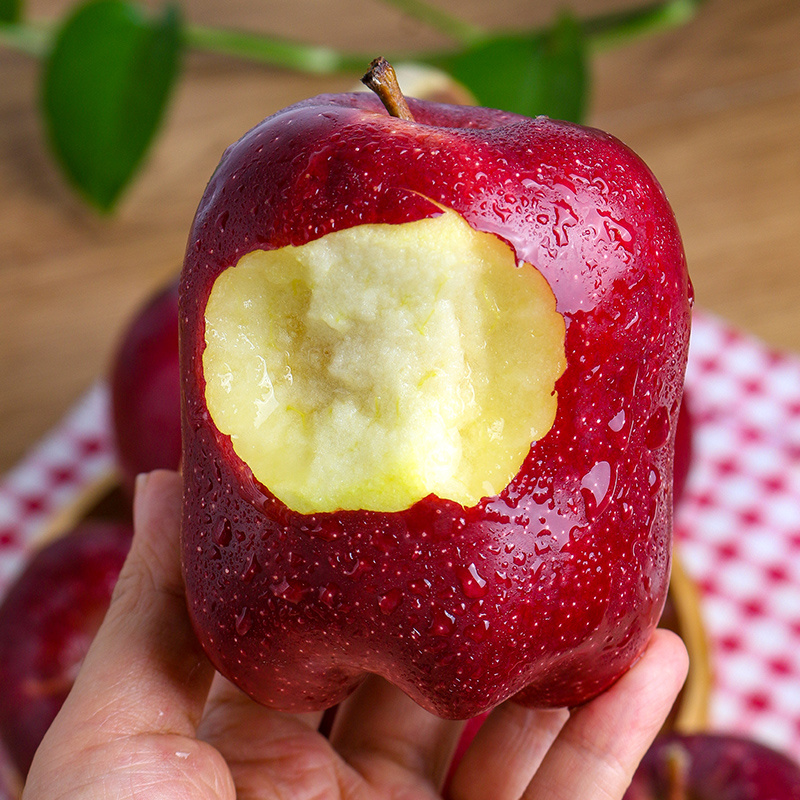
[134,472,150,499]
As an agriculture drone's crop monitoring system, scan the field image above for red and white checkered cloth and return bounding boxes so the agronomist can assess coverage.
[675,312,800,761]
[0,383,116,587]
[0,309,799,763]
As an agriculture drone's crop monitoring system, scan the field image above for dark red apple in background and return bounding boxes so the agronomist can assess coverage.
[180,60,691,718]
[673,392,694,508]
[0,767,16,800]
[0,775,14,800]
[0,521,131,776]
[110,277,181,496]
[624,732,800,799]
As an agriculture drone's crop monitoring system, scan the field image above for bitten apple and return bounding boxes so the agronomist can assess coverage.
[624,732,800,799]
[110,277,181,496]
[0,521,131,776]
[180,60,691,718]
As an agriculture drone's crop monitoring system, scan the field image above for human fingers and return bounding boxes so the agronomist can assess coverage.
[197,673,338,800]
[329,674,465,797]
[521,629,689,800]
[24,470,230,800]
[446,704,569,800]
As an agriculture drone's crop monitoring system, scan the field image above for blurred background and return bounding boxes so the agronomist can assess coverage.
[1,0,798,476]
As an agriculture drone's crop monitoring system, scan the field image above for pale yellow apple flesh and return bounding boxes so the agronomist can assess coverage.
[203,207,566,514]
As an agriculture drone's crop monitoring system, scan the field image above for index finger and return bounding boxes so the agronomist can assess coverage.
[522,629,689,799]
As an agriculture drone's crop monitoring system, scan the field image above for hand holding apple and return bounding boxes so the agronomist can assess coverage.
[19,471,688,800]
[180,58,691,718]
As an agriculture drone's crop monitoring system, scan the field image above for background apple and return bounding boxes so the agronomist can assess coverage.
[180,75,691,719]
[0,521,131,777]
[110,277,181,497]
[624,731,800,799]
[673,393,694,508]
[0,769,15,800]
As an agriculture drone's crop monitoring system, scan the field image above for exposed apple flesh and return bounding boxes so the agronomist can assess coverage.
[203,207,565,514]
[180,71,691,718]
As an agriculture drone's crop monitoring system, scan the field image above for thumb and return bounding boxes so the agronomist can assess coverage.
[24,470,232,799]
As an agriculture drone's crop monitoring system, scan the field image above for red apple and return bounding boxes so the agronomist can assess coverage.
[110,277,181,496]
[179,60,691,718]
[0,768,16,800]
[624,732,800,799]
[0,521,132,776]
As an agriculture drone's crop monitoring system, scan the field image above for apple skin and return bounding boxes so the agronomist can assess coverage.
[624,732,800,799]
[180,92,691,718]
[0,521,132,776]
[110,277,181,497]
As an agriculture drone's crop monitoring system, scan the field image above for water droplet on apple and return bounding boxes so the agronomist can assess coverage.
[494,570,512,589]
[430,607,455,636]
[212,518,232,547]
[465,619,490,643]
[534,529,553,557]
[645,406,671,449]
[408,578,432,596]
[379,587,403,615]
[240,552,260,583]
[235,607,252,636]
[581,461,615,517]
[271,577,308,604]
[454,563,489,599]
[581,461,611,504]
[608,409,626,432]
[319,583,340,608]
[371,527,397,553]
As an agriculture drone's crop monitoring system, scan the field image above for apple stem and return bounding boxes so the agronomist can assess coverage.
[664,742,690,800]
[361,57,415,121]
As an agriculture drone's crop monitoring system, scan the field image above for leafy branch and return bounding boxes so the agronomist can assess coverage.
[0,0,702,213]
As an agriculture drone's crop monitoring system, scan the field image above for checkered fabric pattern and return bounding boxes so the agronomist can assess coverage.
[0,383,116,588]
[0,309,799,766]
[676,311,800,762]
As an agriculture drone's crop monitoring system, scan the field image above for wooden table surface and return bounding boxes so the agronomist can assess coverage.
[1,0,798,476]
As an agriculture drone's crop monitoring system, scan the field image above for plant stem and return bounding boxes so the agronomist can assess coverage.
[183,24,367,74]
[664,743,690,800]
[375,0,484,46]
[361,56,415,119]
[0,19,51,57]
[0,0,703,71]
[584,0,703,50]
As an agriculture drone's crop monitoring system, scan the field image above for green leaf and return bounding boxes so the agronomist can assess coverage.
[0,0,21,24]
[41,0,183,212]
[432,12,589,123]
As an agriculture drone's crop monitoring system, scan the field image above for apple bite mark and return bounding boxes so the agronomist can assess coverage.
[203,206,566,514]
